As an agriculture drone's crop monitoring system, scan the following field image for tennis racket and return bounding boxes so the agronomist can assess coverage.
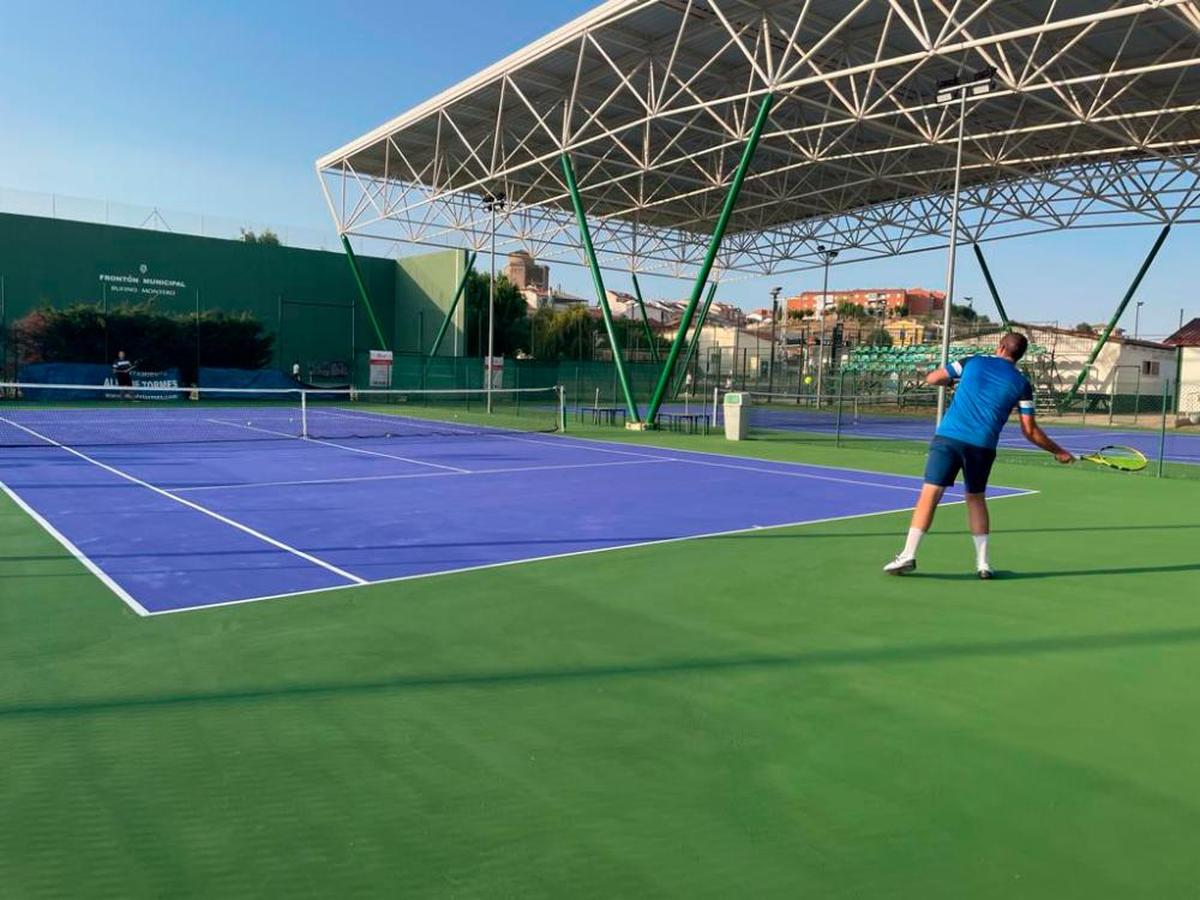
[1079,445,1148,472]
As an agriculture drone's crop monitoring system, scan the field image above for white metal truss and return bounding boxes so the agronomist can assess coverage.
[317,0,1200,280]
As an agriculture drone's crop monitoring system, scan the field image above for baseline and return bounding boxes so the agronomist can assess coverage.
[0,416,367,587]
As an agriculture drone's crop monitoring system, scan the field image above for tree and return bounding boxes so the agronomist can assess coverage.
[11,303,273,384]
[951,302,978,322]
[835,301,869,319]
[528,305,594,360]
[463,271,528,357]
[1074,322,1096,334]
[240,228,281,246]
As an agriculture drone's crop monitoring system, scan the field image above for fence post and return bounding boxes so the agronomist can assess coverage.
[835,371,847,448]
[1157,377,1170,478]
[1133,366,1142,425]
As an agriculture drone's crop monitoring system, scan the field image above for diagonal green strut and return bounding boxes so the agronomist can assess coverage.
[429,250,477,357]
[340,234,389,350]
[1061,225,1170,408]
[561,152,642,422]
[645,92,774,425]
[971,243,1010,329]
[672,282,717,397]
[630,273,659,363]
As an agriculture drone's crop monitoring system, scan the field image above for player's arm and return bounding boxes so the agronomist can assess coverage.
[924,358,966,387]
[1017,390,1073,463]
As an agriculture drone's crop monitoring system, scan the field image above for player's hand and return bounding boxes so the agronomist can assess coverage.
[1055,450,1075,464]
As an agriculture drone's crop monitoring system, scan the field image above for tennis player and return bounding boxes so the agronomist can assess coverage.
[884,332,1073,579]
[112,350,134,388]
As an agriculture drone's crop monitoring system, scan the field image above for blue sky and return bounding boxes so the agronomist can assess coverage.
[2,0,1194,339]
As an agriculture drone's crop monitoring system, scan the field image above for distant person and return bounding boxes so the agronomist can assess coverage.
[292,360,302,382]
[112,351,134,388]
[883,332,1073,579]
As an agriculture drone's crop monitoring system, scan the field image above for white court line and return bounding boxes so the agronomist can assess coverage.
[142,488,1038,616]
[170,456,676,493]
[0,481,151,617]
[0,416,367,586]
[1,412,1038,617]
[206,418,470,473]
[490,431,996,494]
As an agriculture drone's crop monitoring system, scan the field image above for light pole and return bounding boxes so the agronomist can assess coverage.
[934,67,996,425]
[482,192,506,412]
[768,286,782,395]
[815,245,838,404]
[1134,300,1145,340]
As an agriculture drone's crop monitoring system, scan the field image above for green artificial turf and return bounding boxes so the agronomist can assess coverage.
[2,429,1200,898]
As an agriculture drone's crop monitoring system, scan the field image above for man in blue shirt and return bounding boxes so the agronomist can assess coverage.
[884,332,1073,578]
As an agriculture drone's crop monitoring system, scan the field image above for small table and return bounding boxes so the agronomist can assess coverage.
[576,405,627,426]
[658,412,710,434]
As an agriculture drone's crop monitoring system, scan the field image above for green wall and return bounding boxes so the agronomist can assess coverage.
[393,248,468,357]
[0,213,464,383]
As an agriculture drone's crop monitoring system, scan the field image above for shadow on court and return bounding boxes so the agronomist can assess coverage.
[916,562,1200,580]
[5,624,1200,721]
[724,523,1200,540]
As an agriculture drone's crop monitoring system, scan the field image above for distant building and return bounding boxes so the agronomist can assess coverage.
[787,287,945,319]
[605,291,675,324]
[883,317,932,346]
[957,323,1175,397]
[1164,318,1200,415]
[506,251,549,293]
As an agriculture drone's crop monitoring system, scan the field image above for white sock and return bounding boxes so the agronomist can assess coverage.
[973,534,990,569]
[901,528,925,560]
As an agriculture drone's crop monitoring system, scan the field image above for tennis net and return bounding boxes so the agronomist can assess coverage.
[717,390,939,439]
[0,383,564,448]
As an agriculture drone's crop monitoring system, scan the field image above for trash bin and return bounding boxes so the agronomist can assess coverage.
[724,392,750,440]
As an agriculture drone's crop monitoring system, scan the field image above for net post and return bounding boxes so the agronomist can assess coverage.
[834,371,846,448]
[300,389,308,438]
[1157,377,1169,478]
[558,385,566,433]
[712,386,718,428]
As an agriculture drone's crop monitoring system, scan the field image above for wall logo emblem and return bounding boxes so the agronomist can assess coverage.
[99,264,187,297]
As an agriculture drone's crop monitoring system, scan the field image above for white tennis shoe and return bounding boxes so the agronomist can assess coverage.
[883,555,916,575]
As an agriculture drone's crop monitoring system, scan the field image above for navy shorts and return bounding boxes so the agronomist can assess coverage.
[924,436,996,494]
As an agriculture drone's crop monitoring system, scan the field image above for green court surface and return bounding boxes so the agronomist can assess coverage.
[3,429,1200,898]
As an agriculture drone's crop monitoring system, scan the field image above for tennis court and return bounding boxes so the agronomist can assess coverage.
[0,386,1030,614]
[736,397,1200,465]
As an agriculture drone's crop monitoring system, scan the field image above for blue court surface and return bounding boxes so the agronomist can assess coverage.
[740,405,1200,464]
[0,416,1031,616]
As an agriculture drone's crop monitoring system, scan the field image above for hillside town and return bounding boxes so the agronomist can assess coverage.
[504,251,1195,405]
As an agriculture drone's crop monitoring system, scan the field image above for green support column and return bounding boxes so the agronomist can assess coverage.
[630,273,659,363]
[646,92,775,425]
[340,234,389,350]
[561,152,642,422]
[672,282,718,396]
[1062,225,1171,408]
[429,250,476,357]
[971,243,1010,328]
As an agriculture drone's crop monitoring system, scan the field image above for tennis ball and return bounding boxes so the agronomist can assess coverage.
[803,375,813,385]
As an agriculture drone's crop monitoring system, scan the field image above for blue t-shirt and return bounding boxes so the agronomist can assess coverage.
[936,355,1035,449]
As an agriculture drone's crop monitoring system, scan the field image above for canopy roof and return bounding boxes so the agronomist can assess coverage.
[318,0,1200,278]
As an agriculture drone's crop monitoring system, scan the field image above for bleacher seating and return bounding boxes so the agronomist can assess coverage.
[842,342,1047,374]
